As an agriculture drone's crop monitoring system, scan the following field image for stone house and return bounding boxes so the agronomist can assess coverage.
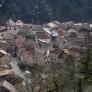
[0,26,7,39]
[77,26,92,48]
[0,80,18,92]
[0,49,11,65]
[20,49,33,64]
[49,48,69,64]
[34,48,69,66]
[47,21,62,29]
[15,35,26,48]
[56,30,65,48]
[33,48,46,65]
[0,40,10,50]
[25,33,36,49]
[35,31,52,50]
[0,69,23,87]
[6,19,15,30]
[15,20,23,28]
[68,47,84,59]
[0,65,11,72]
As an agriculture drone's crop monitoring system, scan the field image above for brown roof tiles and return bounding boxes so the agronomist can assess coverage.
[68,48,84,54]
[36,32,50,39]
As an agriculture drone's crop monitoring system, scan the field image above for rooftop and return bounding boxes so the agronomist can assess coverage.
[0,80,18,92]
[68,47,84,54]
[36,31,50,39]
[0,69,23,85]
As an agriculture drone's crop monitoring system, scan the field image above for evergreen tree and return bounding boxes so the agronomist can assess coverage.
[52,79,62,92]
[79,48,92,84]
[63,55,75,92]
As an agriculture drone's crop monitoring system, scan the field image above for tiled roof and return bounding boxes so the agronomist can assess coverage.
[80,24,92,30]
[15,36,25,47]
[48,21,62,28]
[0,26,6,32]
[0,66,11,72]
[0,52,4,57]
[59,31,65,37]
[0,69,23,85]
[50,48,68,59]
[0,80,18,92]
[50,48,64,54]
[21,50,33,62]
[68,48,84,54]
[0,49,9,57]
[36,32,50,39]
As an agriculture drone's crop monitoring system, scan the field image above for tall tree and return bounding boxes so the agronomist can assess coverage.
[79,48,92,84]
[63,55,75,92]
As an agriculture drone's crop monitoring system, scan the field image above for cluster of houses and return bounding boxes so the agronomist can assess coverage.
[0,48,24,92]
[0,19,92,92]
[0,20,25,92]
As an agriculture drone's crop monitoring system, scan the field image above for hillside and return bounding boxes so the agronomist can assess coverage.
[0,0,92,24]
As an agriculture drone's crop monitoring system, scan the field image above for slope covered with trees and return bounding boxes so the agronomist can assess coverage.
[0,0,92,24]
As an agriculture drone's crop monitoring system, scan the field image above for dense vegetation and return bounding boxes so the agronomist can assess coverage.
[1,0,92,24]
[18,48,92,92]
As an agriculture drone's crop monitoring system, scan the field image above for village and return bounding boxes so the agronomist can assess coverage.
[0,19,92,92]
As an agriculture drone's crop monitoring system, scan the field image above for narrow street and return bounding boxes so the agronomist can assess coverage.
[10,57,24,78]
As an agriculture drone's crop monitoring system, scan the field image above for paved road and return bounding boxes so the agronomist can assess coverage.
[10,57,24,78]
